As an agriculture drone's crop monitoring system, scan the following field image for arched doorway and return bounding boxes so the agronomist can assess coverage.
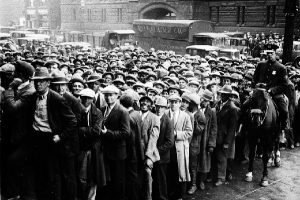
[139,3,179,20]
[143,8,176,20]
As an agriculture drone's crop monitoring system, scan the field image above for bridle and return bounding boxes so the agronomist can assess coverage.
[251,99,269,127]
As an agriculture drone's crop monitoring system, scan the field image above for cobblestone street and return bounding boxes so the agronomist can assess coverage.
[187,148,300,200]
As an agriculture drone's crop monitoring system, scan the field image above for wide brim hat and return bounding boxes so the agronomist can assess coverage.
[218,85,233,94]
[102,72,114,78]
[168,94,182,102]
[113,78,125,85]
[86,73,102,83]
[201,89,214,101]
[139,95,153,104]
[51,76,69,84]
[31,67,52,80]
[155,96,168,107]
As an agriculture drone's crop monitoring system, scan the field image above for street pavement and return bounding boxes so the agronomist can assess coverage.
[186,147,300,200]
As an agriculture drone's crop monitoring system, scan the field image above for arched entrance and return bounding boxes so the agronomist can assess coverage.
[139,3,179,20]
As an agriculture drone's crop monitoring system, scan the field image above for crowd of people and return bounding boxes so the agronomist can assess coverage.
[1,41,300,200]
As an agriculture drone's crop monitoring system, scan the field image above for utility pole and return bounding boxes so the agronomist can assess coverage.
[282,0,299,64]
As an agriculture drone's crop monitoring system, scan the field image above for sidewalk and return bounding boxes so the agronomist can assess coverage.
[186,148,300,200]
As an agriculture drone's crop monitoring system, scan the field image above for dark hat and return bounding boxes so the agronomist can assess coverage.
[86,73,101,83]
[15,61,35,77]
[218,85,233,94]
[139,95,153,104]
[31,67,51,80]
[51,72,69,84]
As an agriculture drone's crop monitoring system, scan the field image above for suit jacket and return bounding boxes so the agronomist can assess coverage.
[140,111,160,163]
[78,103,106,186]
[63,91,83,122]
[28,89,78,157]
[101,103,130,160]
[253,60,288,95]
[127,109,143,164]
[157,113,174,164]
[215,100,239,146]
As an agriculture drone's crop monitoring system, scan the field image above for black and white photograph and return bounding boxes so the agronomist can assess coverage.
[0,0,300,199]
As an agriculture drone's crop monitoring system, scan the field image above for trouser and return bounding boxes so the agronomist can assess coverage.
[168,146,187,199]
[273,94,289,130]
[286,103,295,146]
[152,163,168,200]
[87,185,97,200]
[126,161,140,200]
[226,158,234,178]
[144,166,153,200]
[189,151,199,186]
[61,156,77,200]
[107,159,126,200]
[7,132,62,200]
[216,145,228,180]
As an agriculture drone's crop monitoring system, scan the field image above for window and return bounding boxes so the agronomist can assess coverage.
[237,6,245,25]
[87,9,92,22]
[209,7,212,21]
[216,6,220,23]
[73,8,76,20]
[101,8,106,22]
[117,8,123,22]
[266,5,276,25]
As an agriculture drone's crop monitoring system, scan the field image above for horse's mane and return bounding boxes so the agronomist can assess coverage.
[251,88,269,110]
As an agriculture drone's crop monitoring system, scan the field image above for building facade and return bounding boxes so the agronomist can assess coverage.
[0,0,26,27]
[24,0,61,29]
[60,0,300,35]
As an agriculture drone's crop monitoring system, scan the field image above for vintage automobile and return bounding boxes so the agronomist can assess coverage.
[186,45,220,57]
[192,32,229,48]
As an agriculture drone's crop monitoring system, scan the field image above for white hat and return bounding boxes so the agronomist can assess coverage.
[79,88,95,98]
[102,85,120,94]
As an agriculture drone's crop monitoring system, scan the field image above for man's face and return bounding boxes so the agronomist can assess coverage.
[140,99,151,112]
[156,105,166,116]
[169,89,179,96]
[181,99,189,111]
[200,98,209,108]
[53,83,67,95]
[104,75,113,84]
[189,85,198,93]
[49,64,59,74]
[34,79,50,94]
[72,82,84,96]
[147,91,156,101]
[267,52,276,62]
[179,80,187,89]
[104,93,118,105]
[169,99,181,111]
[154,85,163,94]
[80,96,93,108]
[88,82,100,93]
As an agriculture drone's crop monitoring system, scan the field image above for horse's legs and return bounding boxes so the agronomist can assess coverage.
[262,144,269,177]
[273,131,281,167]
[248,136,256,173]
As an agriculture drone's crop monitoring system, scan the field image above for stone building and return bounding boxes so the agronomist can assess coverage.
[24,0,61,29]
[0,0,26,27]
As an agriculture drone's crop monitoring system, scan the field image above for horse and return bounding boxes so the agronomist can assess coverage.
[242,88,281,187]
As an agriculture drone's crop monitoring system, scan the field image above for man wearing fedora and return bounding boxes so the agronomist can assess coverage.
[214,85,239,186]
[197,90,218,190]
[86,73,107,110]
[139,95,160,200]
[152,96,174,200]
[101,85,130,200]
[5,67,78,200]
[51,72,83,200]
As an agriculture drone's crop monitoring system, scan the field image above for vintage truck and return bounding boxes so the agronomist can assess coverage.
[133,19,214,54]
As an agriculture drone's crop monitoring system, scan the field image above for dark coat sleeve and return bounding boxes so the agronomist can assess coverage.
[104,107,130,140]
[269,64,289,95]
[193,111,206,136]
[79,106,102,139]
[224,106,239,145]
[157,115,174,154]
[208,108,217,148]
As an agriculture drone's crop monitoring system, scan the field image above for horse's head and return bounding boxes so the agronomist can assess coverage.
[250,88,269,127]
